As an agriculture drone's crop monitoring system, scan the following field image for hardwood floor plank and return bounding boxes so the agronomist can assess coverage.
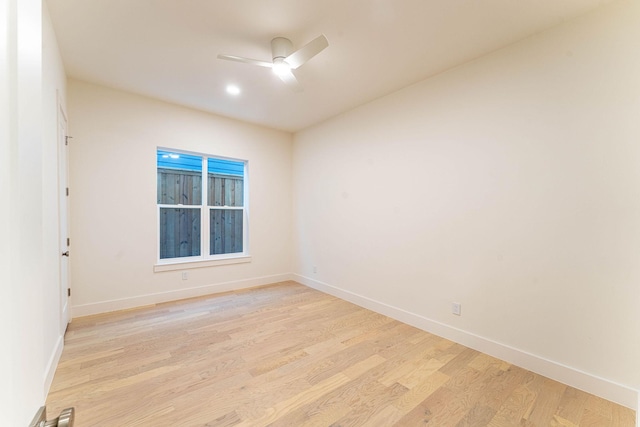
[557,387,591,424]
[237,373,352,426]
[438,346,481,376]
[613,404,637,427]
[282,401,352,427]
[456,404,497,427]
[392,370,450,414]
[475,365,529,412]
[488,384,538,426]
[468,352,511,372]
[248,349,310,376]
[396,357,446,389]
[524,378,567,426]
[269,357,404,427]
[327,381,407,426]
[45,281,635,426]
[397,386,461,426]
[580,409,614,427]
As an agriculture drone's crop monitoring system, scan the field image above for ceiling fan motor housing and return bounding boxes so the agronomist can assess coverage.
[271,37,293,62]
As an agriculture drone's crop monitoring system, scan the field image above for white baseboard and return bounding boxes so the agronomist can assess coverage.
[72,273,293,317]
[43,333,64,397]
[293,274,639,411]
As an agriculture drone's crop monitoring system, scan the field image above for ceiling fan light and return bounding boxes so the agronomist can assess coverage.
[272,59,291,77]
[226,84,241,95]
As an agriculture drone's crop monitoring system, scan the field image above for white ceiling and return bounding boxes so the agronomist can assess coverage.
[47,0,613,132]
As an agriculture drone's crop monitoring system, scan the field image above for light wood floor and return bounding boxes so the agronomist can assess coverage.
[46,281,635,426]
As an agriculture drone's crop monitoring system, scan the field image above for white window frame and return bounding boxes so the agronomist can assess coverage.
[154,148,250,272]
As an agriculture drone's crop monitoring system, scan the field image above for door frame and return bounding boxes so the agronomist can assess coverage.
[57,94,70,331]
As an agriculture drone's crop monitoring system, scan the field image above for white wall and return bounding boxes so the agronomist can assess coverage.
[0,0,15,418]
[68,80,293,315]
[293,0,640,408]
[0,0,66,424]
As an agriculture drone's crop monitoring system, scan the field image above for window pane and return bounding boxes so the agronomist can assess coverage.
[157,150,202,205]
[160,208,201,259]
[210,209,243,255]
[207,158,244,207]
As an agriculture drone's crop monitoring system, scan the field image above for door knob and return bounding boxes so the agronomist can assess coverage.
[29,406,74,427]
[46,407,74,427]
[62,251,69,257]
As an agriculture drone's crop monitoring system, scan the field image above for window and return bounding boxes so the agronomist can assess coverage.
[157,149,247,262]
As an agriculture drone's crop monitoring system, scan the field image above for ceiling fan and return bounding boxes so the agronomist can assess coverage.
[217,35,328,92]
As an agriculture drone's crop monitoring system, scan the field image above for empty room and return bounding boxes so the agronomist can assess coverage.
[3,0,640,425]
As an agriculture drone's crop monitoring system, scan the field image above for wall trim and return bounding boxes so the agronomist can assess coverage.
[43,334,64,398]
[293,274,639,411]
[72,273,294,317]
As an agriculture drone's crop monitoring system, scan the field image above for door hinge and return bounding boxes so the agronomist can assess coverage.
[67,237,70,246]
[65,135,72,145]
[67,288,71,297]
[66,187,69,196]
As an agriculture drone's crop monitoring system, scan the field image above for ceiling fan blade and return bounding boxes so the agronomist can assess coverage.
[217,54,273,68]
[284,34,328,69]
[277,69,303,92]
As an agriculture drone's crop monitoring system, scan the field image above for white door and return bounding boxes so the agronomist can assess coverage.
[58,103,70,331]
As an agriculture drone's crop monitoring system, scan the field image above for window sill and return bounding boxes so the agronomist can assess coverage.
[154,255,252,272]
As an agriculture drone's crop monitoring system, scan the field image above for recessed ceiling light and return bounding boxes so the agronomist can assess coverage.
[226,84,241,96]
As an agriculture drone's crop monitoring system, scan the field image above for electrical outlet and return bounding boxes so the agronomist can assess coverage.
[181,272,188,280]
[452,302,461,316]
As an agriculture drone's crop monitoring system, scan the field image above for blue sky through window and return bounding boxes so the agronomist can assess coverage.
[157,150,243,176]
